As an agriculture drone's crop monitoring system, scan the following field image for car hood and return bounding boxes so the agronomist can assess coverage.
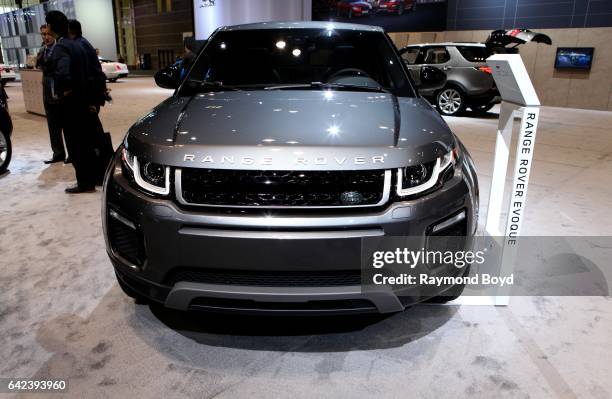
[126,91,455,170]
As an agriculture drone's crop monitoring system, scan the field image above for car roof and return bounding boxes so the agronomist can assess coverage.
[219,21,384,33]
[405,42,486,47]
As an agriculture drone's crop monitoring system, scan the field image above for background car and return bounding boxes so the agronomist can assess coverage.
[377,0,415,15]
[0,85,12,174]
[400,43,499,115]
[100,58,129,82]
[399,29,551,116]
[0,64,17,86]
[336,0,373,18]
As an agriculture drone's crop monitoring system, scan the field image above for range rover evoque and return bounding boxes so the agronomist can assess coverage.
[102,22,479,314]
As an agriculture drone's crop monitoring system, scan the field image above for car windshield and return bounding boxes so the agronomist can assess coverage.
[180,28,415,97]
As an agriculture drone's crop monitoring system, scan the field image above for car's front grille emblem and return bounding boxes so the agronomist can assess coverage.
[340,191,364,205]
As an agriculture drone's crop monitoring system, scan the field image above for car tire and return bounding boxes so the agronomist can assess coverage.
[471,103,495,114]
[0,129,11,175]
[116,273,149,304]
[436,87,466,116]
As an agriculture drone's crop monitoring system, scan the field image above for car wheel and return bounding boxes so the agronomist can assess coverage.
[437,87,466,116]
[0,129,11,174]
[116,273,149,304]
[471,103,495,114]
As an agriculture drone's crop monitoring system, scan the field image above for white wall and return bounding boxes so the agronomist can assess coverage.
[194,0,312,40]
[74,0,117,61]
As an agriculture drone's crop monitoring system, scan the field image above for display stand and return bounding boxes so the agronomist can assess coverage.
[457,54,541,306]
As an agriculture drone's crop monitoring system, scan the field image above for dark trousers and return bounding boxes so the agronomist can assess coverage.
[85,107,112,183]
[60,96,97,189]
[44,101,66,159]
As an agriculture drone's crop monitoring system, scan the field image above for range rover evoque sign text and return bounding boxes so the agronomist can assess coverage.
[182,154,387,166]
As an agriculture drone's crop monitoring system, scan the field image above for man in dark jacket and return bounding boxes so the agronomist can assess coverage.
[68,20,107,108]
[181,38,196,80]
[68,19,112,185]
[36,24,66,164]
[46,10,97,193]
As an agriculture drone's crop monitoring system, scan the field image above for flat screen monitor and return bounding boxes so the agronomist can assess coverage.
[554,47,594,70]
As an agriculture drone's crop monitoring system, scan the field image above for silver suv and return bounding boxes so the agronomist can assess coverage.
[400,43,500,115]
[103,22,479,315]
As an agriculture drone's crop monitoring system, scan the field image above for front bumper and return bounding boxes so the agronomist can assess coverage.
[106,72,128,80]
[103,152,478,314]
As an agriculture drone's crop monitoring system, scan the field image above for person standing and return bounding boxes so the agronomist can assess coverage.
[68,19,113,185]
[36,24,67,164]
[180,38,196,80]
[45,10,96,193]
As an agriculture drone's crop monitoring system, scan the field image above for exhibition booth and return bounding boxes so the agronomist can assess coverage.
[0,0,611,398]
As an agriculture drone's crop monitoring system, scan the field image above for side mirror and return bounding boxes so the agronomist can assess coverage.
[154,69,179,89]
[420,65,446,86]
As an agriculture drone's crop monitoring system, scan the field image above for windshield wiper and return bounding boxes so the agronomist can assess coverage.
[186,80,242,91]
[264,82,390,94]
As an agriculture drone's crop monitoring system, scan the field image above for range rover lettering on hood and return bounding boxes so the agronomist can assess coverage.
[183,154,387,166]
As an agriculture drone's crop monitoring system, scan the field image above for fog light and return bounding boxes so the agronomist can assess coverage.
[431,210,466,234]
[109,208,136,230]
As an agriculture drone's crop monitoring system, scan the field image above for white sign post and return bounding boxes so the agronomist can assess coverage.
[484,54,541,306]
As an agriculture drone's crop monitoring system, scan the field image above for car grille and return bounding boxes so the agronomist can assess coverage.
[165,268,363,287]
[176,168,389,208]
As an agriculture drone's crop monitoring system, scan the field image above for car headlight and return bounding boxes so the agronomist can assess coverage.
[397,148,457,197]
[121,146,170,195]
[121,146,135,172]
